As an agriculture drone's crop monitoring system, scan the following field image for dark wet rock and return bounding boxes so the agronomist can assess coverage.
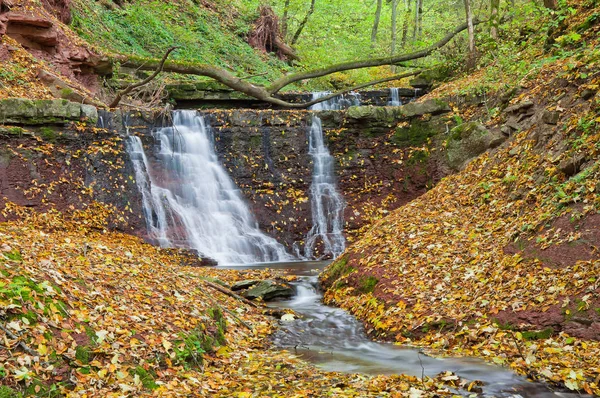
[558,153,587,177]
[581,88,597,100]
[446,122,507,170]
[231,280,261,291]
[503,101,534,114]
[242,280,295,301]
[542,109,560,125]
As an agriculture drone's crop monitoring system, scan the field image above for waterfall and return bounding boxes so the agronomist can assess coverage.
[304,92,357,259]
[126,110,292,265]
[388,88,401,106]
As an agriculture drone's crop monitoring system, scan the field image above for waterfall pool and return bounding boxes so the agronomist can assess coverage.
[225,261,586,398]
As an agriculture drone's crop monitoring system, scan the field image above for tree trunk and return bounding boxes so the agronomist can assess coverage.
[282,0,290,38]
[543,0,558,9]
[370,0,383,46]
[464,0,476,68]
[390,0,399,72]
[291,0,316,45]
[490,0,500,39]
[401,0,412,47]
[413,0,423,41]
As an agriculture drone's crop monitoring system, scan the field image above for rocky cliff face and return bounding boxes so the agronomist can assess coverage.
[0,99,456,258]
[205,100,453,257]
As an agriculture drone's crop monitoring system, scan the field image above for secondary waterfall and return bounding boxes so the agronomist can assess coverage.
[126,110,292,265]
[388,88,401,106]
[304,93,358,259]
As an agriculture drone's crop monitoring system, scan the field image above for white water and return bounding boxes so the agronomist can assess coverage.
[127,110,292,265]
[304,93,358,259]
[388,87,402,106]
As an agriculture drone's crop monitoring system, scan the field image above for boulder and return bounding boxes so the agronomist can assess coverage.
[231,280,261,291]
[446,122,507,170]
[542,109,560,125]
[242,280,295,301]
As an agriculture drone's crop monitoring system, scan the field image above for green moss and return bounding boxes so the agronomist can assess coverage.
[39,127,58,143]
[392,120,437,147]
[407,149,429,165]
[60,88,75,99]
[358,276,378,294]
[75,346,92,364]
[324,255,355,284]
[249,135,262,148]
[522,328,554,340]
[130,366,159,390]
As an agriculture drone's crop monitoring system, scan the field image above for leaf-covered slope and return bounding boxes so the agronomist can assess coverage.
[69,0,289,86]
[321,51,600,393]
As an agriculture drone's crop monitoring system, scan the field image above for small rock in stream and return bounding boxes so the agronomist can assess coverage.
[242,280,295,301]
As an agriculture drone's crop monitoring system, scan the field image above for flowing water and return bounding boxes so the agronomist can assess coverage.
[225,261,582,398]
[388,87,402,106]
[304,93,358,259]
[126,110,292,265]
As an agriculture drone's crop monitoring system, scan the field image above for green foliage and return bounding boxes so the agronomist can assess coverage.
[173,307,227,368]
[71,0,288,87]
[130,366,159,390]
[0,386,22,398]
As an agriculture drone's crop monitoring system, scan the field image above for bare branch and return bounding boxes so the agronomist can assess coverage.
[109,46,179,108]
[267,18,484,94]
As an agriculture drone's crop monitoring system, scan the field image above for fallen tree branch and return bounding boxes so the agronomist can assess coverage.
[106,20,485,108]
[109,46,179,108]
[266,18,484,94]
[204,281,260,308]
[197,286,254,331]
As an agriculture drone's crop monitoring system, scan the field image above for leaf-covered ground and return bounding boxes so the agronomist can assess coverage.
[321,44,600,395]
[1,203,488,397]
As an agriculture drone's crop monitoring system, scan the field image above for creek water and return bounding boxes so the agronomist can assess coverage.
[228,261,580,398]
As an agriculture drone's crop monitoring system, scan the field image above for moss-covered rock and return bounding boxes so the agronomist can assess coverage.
[0,98,97,125]
[446,122,507,170]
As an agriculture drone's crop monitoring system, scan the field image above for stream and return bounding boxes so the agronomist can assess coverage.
[228,261,583,398]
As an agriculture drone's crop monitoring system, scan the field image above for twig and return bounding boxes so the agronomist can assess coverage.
[418,351,427,390]
[0,323,41,358]
[204,281,260,308]
[109,46,179,108]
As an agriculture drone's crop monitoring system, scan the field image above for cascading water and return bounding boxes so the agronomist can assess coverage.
[304,92,358,259]
[126,110,292,265]
[388,87,401,106]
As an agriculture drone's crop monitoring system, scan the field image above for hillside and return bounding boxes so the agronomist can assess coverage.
[321,1,600,393]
